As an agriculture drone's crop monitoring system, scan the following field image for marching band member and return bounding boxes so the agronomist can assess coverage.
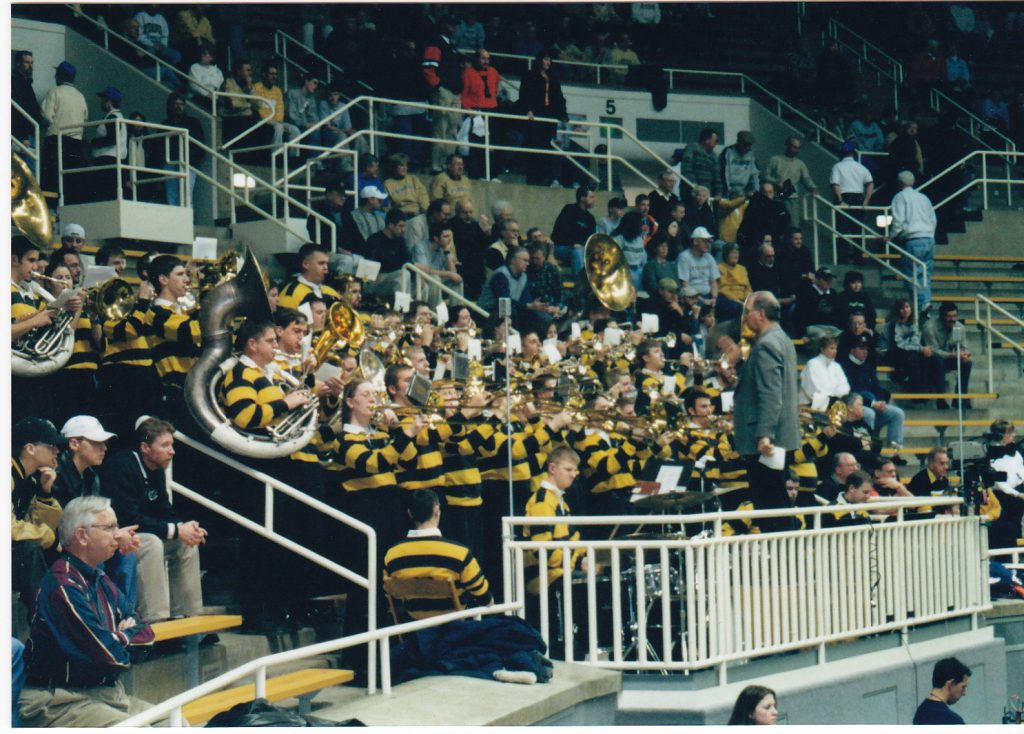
[145,255,202,421]
[12,238,59,423]
[43,260,100,425]
[277,242,341,310]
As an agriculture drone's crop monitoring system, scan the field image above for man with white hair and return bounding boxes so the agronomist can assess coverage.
[888,169,937,315]
[18,496,155,727]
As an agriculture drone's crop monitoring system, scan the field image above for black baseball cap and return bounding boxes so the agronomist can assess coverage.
[13,417,67,450]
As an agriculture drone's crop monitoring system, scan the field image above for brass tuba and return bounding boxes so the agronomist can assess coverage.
[185,250,318,458]
[11,153,76,376]
[583,233,636,312]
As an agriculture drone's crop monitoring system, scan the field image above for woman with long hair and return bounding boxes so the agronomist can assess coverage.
[641,233,677,296]
[884,297,945,400]
[728,684,779,725]
[611,210,646,290]
[43,261,99,426]
[716,242,751,321]
[517,49,568,185]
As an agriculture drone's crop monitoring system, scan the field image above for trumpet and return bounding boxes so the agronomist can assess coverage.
[31,272,73,290]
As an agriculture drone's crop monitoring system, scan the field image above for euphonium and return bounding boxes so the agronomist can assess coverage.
[185,250,318,458]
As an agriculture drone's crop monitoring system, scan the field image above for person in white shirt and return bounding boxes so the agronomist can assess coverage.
[887,170,937,313]
[799,335,850,405]
[987,419,1024,551]
[188,45,224,102]
[829,141,874,263]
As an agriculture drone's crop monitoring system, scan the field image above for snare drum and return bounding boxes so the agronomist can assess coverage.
[622,564,681,598]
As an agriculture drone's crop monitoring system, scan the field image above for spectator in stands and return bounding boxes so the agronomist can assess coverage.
[873,458,913,498]
[596,196,626,235]
[721,130,759,198]
[839,335,906,460]
[254,61,300,154]
[661,202,691,252]
[450,197,492,300]
[133,4,183,68]
[945,43,971,94]
[100,418,207,624]
[363,209,409,301]
[888,121,925,193]
[737,181,789,268]
[728,685,779,726]
[888,170,937,314]
[822,470,874,527]
[173,5,217,66]
[884,297,946,398]
[412,220,462,292]
[17,496,155,727]
[479,246,557,332]
[847,107,886,154]
[551,185,597,274]
[716,242,750,321]
[344,185,387,254]
[430,153,473,207]
[57,222,91,265]
[910,39,945,106]
[307,180,348,249]
[923,302,973,408]
[649,279,698,346]
[913,657,971,725]
[640,231,677,296]
[679,128,721,199]
[517,49,568,186]
[285,72,322,160]
[612,211,648,290]
[648,169,679,222]
[815,39,853,112]
[161,92,205,207]
[381,38,431,169]
[981,89,1011,132]
[748,240,783,301]
[90,86,127,203]
[421,15,464,174]
[459,49,502,179]
[908,447,952,499]
[513,21,545,59]
[818,452,860,503]
[830,141,874,263]
[635,193,659,245]
[684,184,718,237]
[218,59,272,161]
[606,31,640,84]
[764,136,818,227]
[452,10,486,51]
[354,154,386,207]
[676,227,719,310]
[318,85,358,173]
[95,244,127,277]
[987,419,1024,551]
[795,266,842,341]
[799,335,849,405]
[383,153,429,217]
[526,240,563,310]
[12,49,41,149]
[40,61,88,198]
[188,45,223,103]
[836,272,877,335]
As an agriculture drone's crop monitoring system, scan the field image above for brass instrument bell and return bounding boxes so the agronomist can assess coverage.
[583,233,636,312]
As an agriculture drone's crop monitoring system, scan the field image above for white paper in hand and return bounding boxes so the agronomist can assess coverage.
[435,302,449,325]
[192,237,218,261]
[432,359,447,381]
[506,333,522,355]
[641,313,659,334]
[82,266,116,289]
[467,338,482,361]
[758,445,787,471]
[355,258,381,282]
[393,291,412,312]
[661,373,675,396]
[542,340,562,364]
[720,391,734,414]
[811,392,830,412]
[604,327,623,346]
[571,323,581,340]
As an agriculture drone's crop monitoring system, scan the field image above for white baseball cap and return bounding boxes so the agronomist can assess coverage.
[61,415,117,442]
[691,226,713,240]
[359,185,387,200]
[62,223,86,239]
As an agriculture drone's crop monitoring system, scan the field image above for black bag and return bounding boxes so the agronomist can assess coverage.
[205,698,364,727]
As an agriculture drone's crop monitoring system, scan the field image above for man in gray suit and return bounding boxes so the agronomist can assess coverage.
[734,291,801,531]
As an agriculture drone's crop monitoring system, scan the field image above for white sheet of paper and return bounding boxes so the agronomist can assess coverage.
[571,323,581,340]
[314,361,342,383]
[542,341,562,364]
[393,291,412,312]
[192,237,218,261]
[641,313,659,334]
[298,302,313,322]
[299,333,312,360]
[81,266,116,289]
[467,338,482,361]
[435,302,449,325]
[655,465,685,494]
[49,288,79,310]
[506,333,522,355]
[432,359,447,381]
[720,391,735,414]
[758,445,787,471]
[355,258,381,282]
[662,374,675,396]
[604,327,623,347]
[811,393,830,412]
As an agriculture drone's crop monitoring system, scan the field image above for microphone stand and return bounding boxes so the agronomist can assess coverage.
[952,322,969,513]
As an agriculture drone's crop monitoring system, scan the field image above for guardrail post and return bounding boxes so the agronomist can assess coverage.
[605,128,612,192]
[985,302,994,393]
[982,153,989,209]
[255,666,267,699]
[812,196,820,266]
[380,637,392,695]
[484,116,491,181]
[368,103,376,157]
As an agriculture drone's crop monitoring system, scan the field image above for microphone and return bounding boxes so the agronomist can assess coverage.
[951,322,965,346]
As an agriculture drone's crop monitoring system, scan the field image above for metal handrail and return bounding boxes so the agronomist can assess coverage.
[989,547,1023,571]
[974,294,1024,393]
[116,602,522,726]
[826,18,905,82]
[825,20,902,110]
[11,100,41,180]
[929,87,1018,154]
[273,29,373,98]
[213,91,276,150]
[400,263,488,318]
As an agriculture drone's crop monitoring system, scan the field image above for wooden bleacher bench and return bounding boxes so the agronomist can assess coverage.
[883,274,1024,285]
[880,446,933,456]
[931,295,1024,304]
[875,253,1024,265]
[150,614,243,641]
[181,668,354,725]
[889,392,997,401]
[905,419,1024,428]
[797,363,894,373]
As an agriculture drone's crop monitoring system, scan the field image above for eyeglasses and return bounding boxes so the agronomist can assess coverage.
[88,523,119,533]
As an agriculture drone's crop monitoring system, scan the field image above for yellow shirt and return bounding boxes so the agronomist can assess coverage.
[253,82,285,123]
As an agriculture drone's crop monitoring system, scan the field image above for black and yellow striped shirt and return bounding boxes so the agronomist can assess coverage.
[327,428,416,493]
[102,298,153,367]
[277,277,340,310]
[218,358,289,430]
[523,485,582,595]
[383,530,492,619]
[147,301,202,387]
[395,417,445,491]
[11,283,43,322]
[572,430,638,495]
[437,419,485,508]
[66,312,102,371]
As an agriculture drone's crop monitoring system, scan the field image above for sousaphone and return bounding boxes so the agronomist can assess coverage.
[583,233,636,312]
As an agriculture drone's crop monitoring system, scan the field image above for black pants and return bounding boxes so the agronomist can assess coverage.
[836,192,866,263]
[746,455,799,533]
[41,135,85,200]
[440,502,483,560]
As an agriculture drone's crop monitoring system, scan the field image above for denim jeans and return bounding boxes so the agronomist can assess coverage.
[898,236,935,311]
[862,402,906,447]
[164,165,197,206]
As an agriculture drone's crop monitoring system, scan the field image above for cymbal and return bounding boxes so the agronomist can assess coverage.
[631,490,716,510]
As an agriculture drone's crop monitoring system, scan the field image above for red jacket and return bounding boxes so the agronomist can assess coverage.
[460,66,501,110]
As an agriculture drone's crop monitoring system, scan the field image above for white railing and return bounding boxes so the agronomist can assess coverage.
[400,263,487,318]
[974,294,1024,392]
[930,88,1018,155]
[273,30,373,100]
[479,50,843,149]
[116,602,521,727]
[58,118,191,207]
[12,100,42,181]
[503,497,987,681]
[989,547,1023,572]
[825,18,903,110]
[808,194,927,319]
